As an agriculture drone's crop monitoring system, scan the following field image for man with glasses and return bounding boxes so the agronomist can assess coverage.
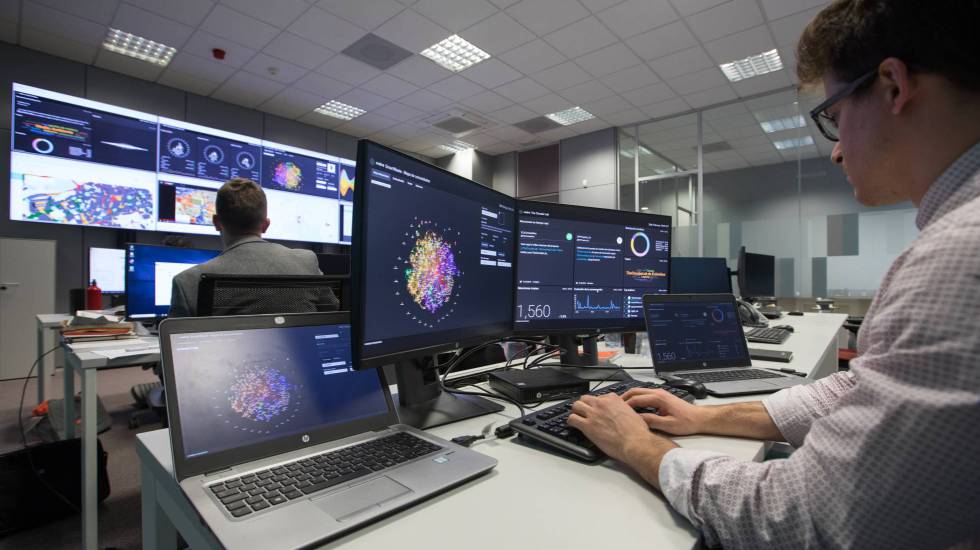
[567,1,980,547]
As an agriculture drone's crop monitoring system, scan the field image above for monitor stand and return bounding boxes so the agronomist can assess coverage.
[392,356,504,430]
[545,334,631,382]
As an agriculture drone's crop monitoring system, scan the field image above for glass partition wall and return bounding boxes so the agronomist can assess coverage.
[618,88,918,311]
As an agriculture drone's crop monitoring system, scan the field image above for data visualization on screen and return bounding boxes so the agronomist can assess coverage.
[643,299,747,366]
[356,141,515,365]
[9,83,354,245]
[515,203,670,332]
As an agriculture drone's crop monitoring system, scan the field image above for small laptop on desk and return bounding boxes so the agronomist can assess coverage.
[642,294,805,396]
[159,312,497,549]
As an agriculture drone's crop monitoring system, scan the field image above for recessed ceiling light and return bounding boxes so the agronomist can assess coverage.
[546,106,595,126]
[315,100,366,121]
[102,28,176,66]
[421,35,490,72]
[439,140,475,154]
[720,49,783,82]
[759,115,807,133]
[640,206,649,211]
[773,136,815,150]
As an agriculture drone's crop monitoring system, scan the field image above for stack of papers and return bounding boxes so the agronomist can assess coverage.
[61,311,136,342]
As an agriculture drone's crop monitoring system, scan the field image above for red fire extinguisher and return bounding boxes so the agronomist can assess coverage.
[85,279,102,310]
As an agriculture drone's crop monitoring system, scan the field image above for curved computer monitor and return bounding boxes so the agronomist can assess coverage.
[513,201,671,335]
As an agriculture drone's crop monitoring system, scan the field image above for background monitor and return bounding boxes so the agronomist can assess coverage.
[10,83,354,245]
[514,201,671,334]
[125,243,220,319]
[670,257,732,294]
[88,247,126,294]
[737,246,775,299]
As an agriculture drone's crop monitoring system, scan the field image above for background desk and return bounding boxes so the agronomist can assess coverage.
[35,313,70,402]
[134,312,845,550]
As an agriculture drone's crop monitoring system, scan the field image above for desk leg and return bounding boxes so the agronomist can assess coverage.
[36,321,46,403]
[142,460,177,550]
[63,359,76,439]
[80,368,98,550]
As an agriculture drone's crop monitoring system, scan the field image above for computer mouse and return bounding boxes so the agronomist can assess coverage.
[773,324,795,332]
[661,375,708,399]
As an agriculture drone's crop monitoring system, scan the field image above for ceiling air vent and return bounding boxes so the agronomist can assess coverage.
[342,34,413,70]
[513,116,562,134]
[423,110,492,137]
[700,141,733,154]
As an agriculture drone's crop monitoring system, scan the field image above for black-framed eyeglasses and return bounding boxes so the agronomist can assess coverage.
[809,69,877,142]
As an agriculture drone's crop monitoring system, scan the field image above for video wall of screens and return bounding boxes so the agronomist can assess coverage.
[8,83,355,245]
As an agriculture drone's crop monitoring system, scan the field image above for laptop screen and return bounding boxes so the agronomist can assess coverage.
[643,297,749,371]
[168,323,390,460]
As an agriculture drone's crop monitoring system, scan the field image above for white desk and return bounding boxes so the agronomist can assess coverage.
[35,313,71,402]
[133,313,845,550]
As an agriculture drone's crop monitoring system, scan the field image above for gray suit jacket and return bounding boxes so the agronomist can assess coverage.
[168,236,324,318]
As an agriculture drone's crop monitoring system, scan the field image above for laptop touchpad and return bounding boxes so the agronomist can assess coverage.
[314,476,412,521]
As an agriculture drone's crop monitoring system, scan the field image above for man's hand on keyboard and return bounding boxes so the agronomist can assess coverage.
[623,388,706,436]
[567,393,676,464]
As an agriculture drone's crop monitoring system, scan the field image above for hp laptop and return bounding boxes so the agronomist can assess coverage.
[642,294,805,396]
[159,312,497,549]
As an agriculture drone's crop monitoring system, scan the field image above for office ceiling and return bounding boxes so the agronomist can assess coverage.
[0,0,831,159]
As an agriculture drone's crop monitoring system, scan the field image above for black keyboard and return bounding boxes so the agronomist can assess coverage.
[509,380,695,462]
[745,327,791,344]
[207,431,441,519]
[679,369,785,383]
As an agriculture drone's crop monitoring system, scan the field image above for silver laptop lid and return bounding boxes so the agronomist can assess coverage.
[159,313,398,482]
[641,293,752,374]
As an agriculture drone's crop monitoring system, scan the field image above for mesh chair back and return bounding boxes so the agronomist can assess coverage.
[197,274,343,317]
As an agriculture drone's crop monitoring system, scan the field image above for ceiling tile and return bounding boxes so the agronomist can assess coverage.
[429,75,485,100]
[683,84,738,108]
[667,66,728,95]
[604,64,660,93]
[33,0,118,25]
[486,124,529,141]
[579,0,624,12]
[360,73,419,100]
[648,46,713,80]
[377,122,425,140]
[687,0,764,42]
[760,0,828,21]
[387,55,455,87]
[22,1,106,44]
[522,93,573,115]
[374,8,451,53]
[490,103,537,124]
[668,0,727,17]
[94,50,165,81]
[158,67,222,96]
[316,54,382,86]
[125,0,214,27]
[243,53,308,84]
[288,6,366,52]
[703,25,776,65]
[640,96,689,118]
[488,0,521,8]
[595,0,677,39]
[706,112,758,130]
[317,0,404,30]
[505,0,590,36]
[19,27,98,64]
[494,77,551,102]
[533,61,592,91]
[498,39,565,74]
[372,101,426,122]
[262,32,335,70]
[559,79,615,105]
[543,16,618,59]
[165,51,236,83]
[621,82,675,107]
[625,20,697,61]
[413,0,498,32]
[768,6,823,48]
[702,102,748,119]
[731,69,792,96]
[459,11,535,56]
[221,0,310,28]
[460,58,522,88]
[581,94,632,116]
[337,87,390,111]
[109,4,194,47]
[201,4,280,50]
[336,112,399,135]
[293,71,352,98]
[259,87,325,118]
[182,30,258,68]
[602,108,646,126]
[461,89,513,113]
[399,88,455,111]
[463,132,504,147]
[575,42,642,78]
[297,110,345,130]
[211,70,285,108]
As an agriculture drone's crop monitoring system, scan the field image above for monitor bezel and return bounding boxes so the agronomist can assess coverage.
[351,140,516,369]
[512,200,672,335]
[87,246,126,295]
[124,242,220,319]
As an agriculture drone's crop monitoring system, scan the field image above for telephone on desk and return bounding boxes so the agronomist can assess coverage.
[737,298,769,328]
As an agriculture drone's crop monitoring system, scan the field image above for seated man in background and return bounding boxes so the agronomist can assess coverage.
[567,1,980,547]
[168,178,332,317]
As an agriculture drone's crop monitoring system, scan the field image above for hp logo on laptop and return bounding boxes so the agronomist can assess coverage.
[301,434,310,443]
[702,362,708,367]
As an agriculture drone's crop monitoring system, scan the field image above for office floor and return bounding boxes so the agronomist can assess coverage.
[0,365,163,550]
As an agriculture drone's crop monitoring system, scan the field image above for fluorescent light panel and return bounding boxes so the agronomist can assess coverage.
[102,28,176,67]
[760,115,806,133]
[315,100,365,120]
[421,35,490,72]
[773,135,815,150]
[546,106,595,126]
[720,49,783,82]
[439,140,475,153]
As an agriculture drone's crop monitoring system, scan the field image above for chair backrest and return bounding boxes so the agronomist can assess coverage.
[196,274,344,317]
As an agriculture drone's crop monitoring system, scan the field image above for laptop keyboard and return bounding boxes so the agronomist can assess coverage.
[681,369,785,383]
[745,327,791,344]
[207,431,442,518]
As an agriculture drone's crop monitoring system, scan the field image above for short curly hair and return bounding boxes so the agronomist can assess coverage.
[796,0,980,91]
[215,178,267,234]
